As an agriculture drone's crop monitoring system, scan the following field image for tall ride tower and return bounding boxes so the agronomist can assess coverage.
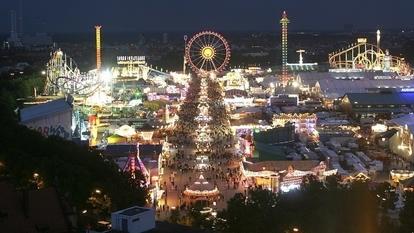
[376,29,381,53]
[95,26,102,71]
[280,11,290,86]
[183,35,188,74]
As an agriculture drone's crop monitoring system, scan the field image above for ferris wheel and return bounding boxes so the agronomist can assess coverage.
[185,31,231,73]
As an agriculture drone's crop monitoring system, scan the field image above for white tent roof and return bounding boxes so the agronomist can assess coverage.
[115,125,136,138]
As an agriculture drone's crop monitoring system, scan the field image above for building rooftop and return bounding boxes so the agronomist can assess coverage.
[297,71,413,99]
[244,160,320,172]
[103,144,162,159]
[376,128,398,139]
[401,176,414,188]
[20,98,72,123]
[345,92,414,105]
[118,206,150,216]
[298,71,400,84]
[390,114,414,126]
[390,114,414,134]
[103,144,137,157]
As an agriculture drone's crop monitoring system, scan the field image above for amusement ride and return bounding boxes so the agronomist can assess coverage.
[185,31,231,74]
[329,37,411,75]
[161,31,238,206]
[43,49,102,96]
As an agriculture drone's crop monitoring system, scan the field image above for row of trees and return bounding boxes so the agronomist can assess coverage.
[215,176,413,233]
[0,73,45,114]
[0,73,148,230]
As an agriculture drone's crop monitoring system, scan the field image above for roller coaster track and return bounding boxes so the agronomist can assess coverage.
[43,49,101,96]
[328,40,411,75]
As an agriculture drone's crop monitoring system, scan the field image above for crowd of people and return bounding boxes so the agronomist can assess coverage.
[157,74,243,220]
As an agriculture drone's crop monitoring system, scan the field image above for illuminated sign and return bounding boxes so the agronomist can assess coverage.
[116,56,146,62]
[357,38,367,43]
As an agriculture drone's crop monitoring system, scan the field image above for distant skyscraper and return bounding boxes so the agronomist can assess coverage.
[138,33,146,46]
[7,10,22,47]
[280,11,290,86]
[19,0,23,36]
[10,10,17,38]
[162,32,168,44]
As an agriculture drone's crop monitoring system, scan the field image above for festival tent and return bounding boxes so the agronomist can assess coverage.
[115,125,137,138]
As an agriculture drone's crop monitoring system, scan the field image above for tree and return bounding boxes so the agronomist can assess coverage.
[87,191,112,220]
[169,209,180,224]
[375,182,398,211]
[399,191,414,233]
[219,179,382,233]
[0,115,148,229]
[0,68,149,231]
[218,189,281,233]
[379,214,397,233]
[188,201,209,228]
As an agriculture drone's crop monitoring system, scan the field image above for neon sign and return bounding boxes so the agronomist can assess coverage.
[116,56,146,62]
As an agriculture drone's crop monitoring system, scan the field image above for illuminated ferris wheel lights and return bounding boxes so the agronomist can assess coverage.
[201,46,215,60]
[185,31,231,73]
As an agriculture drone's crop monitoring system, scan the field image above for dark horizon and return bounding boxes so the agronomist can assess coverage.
[1,0,414,34]
[0,28,414,37]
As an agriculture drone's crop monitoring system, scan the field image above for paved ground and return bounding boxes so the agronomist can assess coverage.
[156,146,245,221]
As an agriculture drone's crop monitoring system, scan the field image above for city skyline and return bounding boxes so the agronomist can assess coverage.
[1,0,414,33]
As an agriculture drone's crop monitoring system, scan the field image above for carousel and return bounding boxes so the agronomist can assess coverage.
[183,174,220,204]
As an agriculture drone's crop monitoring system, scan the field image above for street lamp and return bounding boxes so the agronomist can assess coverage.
[292,227,299,232]
[95,189,101,194]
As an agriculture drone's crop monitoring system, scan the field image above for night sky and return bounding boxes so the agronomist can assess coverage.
[1,0,414,33]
